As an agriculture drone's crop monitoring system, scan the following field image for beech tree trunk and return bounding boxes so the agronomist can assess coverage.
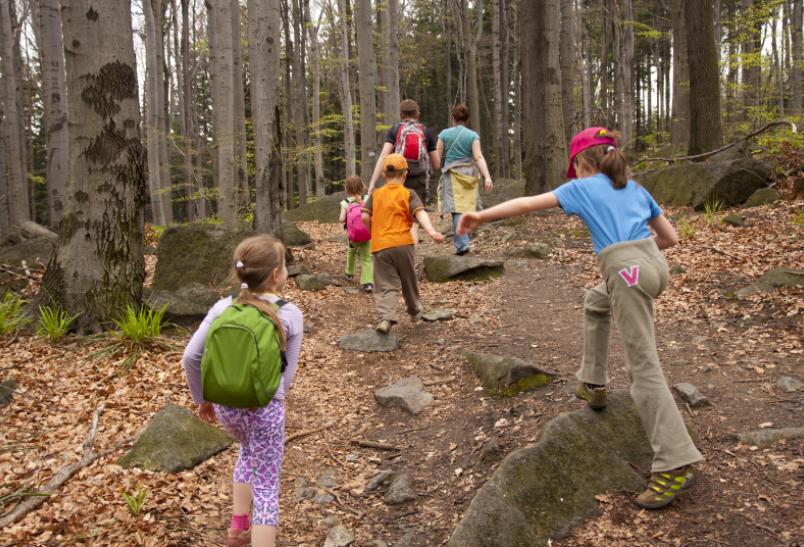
[792,0,802,115]
[144,0,167,225]
[34,0,68,229]
[522,0,566,194]
[0,0,29,230]
[231,0,248,205]
[382,0,400,129]
[464,0,484,129]
[180,0,197,221]
[559,0,576,141]
[685,0,723,155]
[615,0,634,144]
[492,0,510,176]
[354,0,377,180]
[670,0,690,151]
[337,0,356,178]
[41,0,145,332]
[292,0,310,204]
[248,0,282,236]
[155,1,173,224]
[741,0,762,111]
[308,7,326,196]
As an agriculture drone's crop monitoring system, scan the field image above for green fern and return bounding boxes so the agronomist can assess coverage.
[112,304,167,345]
[37,305,81,343]
[122,486,147,517]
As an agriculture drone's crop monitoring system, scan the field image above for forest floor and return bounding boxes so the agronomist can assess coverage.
[1,201,802,546]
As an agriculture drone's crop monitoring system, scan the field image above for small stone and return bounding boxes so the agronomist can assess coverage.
[345,453,360,462]
[673,383,709,407]
[374,377,434,415]
[422,308,456,322]
[316,472,338,488]
[322,515,342,528]
[324,524,355,547]
[478,439,500,464]
[296,273,339,291]
[384,472,417,505]
[369,541,388,547]
[524,243,551,259]
[294,478,316,501]
[776,376,803,393]
[344,287,359,295]
[394,528,418,547]
[365,470,396,492]
[339,329,399,353]
[313,492,335,504]
[0,378,17,406]
[724,214,746,227]
[286,264,310,278]
[737,427,804,446]
[669,263,686,275]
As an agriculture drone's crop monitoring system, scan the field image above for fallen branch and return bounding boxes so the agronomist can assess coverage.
[350,439,400,451]
[424,376,457,387]
[0,404,128,528]
[634,121,798,166]
[285,420,336,445]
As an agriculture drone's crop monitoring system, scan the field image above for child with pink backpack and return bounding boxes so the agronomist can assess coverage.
[339,176,374,292]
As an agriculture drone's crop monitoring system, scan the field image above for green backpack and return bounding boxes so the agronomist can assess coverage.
[201,300,287,408]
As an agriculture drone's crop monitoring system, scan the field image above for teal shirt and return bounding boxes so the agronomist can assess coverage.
[439,126,479,165]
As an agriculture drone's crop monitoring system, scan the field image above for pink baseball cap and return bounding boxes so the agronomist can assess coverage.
[566,127,618,179]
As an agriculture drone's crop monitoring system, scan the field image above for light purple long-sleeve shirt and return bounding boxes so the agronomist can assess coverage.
[182,295,304,404]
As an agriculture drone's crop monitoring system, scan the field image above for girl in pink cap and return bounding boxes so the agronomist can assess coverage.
[458,127,702,510]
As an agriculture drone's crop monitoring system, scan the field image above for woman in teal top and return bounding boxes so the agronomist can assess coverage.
[436,104,493,255]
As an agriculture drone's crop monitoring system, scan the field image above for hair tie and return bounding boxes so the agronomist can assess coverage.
[240,282,249,290]
[606,146,616,154]
[235,260,245,269]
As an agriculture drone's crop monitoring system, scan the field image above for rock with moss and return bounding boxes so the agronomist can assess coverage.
[636,158,770,209]
[284,192,347,223]
[118,404,232,472]
[723,214,746,227]
[743,187,781,208]
[282,222,312,247]
[296,273,339,291]
[735,268,804,297]
[424,256,504,283]
[144,283,222,322]
[482,178,526,208]
[465,352,555,397]
[447,392,654,547]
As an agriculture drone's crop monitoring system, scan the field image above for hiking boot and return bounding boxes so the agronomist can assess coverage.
[376,320,393,334]
[362,283,374,293]
[575,383,608,410]
[634,466,697,510]
[345,273,354,281]
[455,247,470,256]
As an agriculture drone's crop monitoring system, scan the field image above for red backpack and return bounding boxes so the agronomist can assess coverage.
[345,200,371,243]
[394,120,430,176]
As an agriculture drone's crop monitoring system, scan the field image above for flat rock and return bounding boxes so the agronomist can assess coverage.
[724,213,746,227]
[365,470,397,493]
[743,187,780,208]
[294,478,316,501]
[287,264,311,278]
[465,352,556,397]
[673,383,709,407]
[507,243,552,259]
[144,283,222,323]
[314,492,335,504]
[316,472,338,488]
[737,427,804,446]
[295,273,339,291]
[384,472,417,505]
[339,329,399,352]
[118,404,232,472]
[736,268,804,296]
[422,308,456,322]
[424,255,504,283]
[0,378,16,406]
[447,392,655,547]
[776,376,803,393]
[324,524,355,547]
[374,377,433,415]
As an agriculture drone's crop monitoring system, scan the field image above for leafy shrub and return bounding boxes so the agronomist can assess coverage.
[37,305,81,343]
[0,293,30,337]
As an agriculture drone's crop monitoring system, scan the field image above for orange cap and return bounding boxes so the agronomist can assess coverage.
[384,153,408,174]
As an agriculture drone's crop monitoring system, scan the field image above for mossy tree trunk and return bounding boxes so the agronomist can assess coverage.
[40,0,145,333]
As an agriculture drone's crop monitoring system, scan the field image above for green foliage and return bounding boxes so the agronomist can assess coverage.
[0,293,31,337]
[113,304,167,345]
[703,197,725,225]
[677,217,696,240]
[37,305,81,343]
[0,488,49,508]
[122,486,147,517]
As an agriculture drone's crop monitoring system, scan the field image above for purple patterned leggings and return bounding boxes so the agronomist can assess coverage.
[214,399,285,527]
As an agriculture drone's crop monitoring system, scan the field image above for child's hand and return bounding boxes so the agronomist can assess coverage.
[197,402,216,424]
[457,212,482,235]
[429,230,445,244]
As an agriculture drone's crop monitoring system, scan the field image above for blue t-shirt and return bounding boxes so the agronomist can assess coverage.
[439,126,480,165]
[552,173,663,254]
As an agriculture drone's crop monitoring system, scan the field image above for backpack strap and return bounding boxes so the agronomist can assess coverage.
[273,299,288,372]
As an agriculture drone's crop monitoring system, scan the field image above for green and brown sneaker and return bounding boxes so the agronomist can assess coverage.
[634,466,697,510]
[575,383,607,410]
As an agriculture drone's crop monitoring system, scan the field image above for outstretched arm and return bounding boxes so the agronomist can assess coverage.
[414,209,445,243]
[648,214,679,250]
[457,192,560,235]
[368,142,395,193]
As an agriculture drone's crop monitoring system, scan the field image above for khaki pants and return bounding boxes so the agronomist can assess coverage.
[577,238,703,472]
[373,245,421,322]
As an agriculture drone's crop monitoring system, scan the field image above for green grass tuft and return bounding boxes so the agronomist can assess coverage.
[37,305,81,343]
[0,293,31,337]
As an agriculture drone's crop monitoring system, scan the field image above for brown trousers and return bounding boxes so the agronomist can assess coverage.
[373,244,421,322]
[577,238,703,472]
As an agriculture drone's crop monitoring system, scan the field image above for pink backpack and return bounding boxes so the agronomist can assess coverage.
[345,200,371,243]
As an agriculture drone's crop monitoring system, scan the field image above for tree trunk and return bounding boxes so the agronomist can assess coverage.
[670,0,690,151]
[155,1,173,224]
[248,0,282,236]
[292,0,310,205]
[308,7,326,196]
[522,0,566,194]
[41,0,146,332]
[616,0,634,144]
[559,0,576,141]
[33,0,69,229]
[492,0,504,175]
[599,0,609,119]
[581,2,593,127]
[383,0,400,129]
[354,0,377,180]
[464,0,484,129]
[180,0,197,221]
[208,0,237,226]
[143,0,166,225]
[685,0,723,155]
[792,0,802,115]
[337,0,356,178]
[231,0,248,208]
[741,0,762,112]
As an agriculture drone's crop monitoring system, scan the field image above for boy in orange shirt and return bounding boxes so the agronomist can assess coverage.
[362,154,444,334]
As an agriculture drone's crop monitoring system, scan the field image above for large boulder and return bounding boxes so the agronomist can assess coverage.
[144,283,222,323]
[482,178,526,208]
[282,222,313,246]
[118,404,232,472]
[0,238,55,294]
[284,192,347,223]
[447,392,654,547]
[636,158,771,209]
[465,352,556,397]
[424,255,504,283]
[736,268,804,297]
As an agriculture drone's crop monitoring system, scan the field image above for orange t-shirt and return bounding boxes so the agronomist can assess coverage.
[363,182,424,253]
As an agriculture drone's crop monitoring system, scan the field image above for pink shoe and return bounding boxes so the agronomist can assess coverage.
[225,527,250,547]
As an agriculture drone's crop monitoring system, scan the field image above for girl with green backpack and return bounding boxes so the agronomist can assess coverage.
[182,235,304,547]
